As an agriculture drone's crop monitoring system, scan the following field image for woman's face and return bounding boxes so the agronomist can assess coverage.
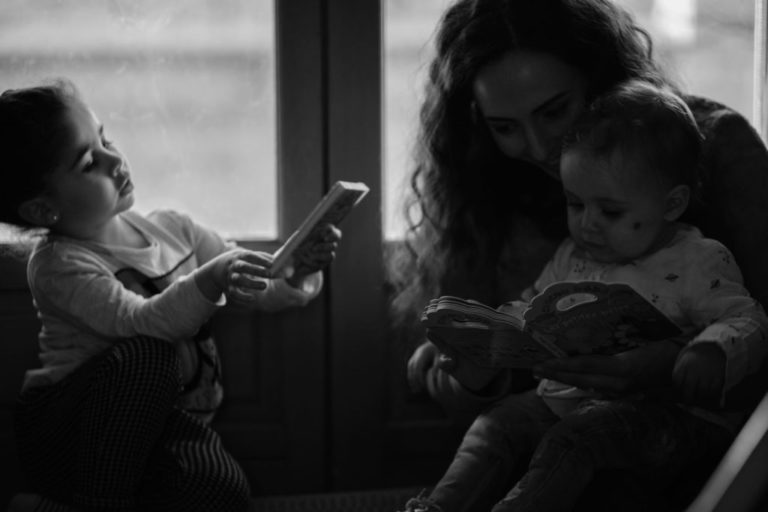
[472,50,589,176]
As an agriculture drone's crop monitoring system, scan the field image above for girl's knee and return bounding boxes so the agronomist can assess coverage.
[100,336,181,394]
[112,336,179,368]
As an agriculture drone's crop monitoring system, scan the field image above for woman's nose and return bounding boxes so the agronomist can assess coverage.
[523,126,551,163]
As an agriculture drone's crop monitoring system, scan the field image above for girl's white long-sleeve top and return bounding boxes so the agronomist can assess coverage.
[23,210,322,403]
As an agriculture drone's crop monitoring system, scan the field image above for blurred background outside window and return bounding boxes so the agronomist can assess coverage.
[0,0,275,241]
[0,1,756,242]
[383,0,756,238]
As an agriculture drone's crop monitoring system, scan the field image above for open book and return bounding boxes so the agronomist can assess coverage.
[272,181,369,275]
[422,281,682,374]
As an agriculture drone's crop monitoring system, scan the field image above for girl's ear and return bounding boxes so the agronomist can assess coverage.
[663,184,690,222]
[18,198,60,227]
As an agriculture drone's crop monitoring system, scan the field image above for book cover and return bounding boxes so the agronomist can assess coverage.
[421,281,682,373]
[272,181,369,275]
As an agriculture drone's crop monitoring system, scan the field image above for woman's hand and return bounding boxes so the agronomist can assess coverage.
[408,335,501,393]
[533,338,682,397]
[672,342,726,406]
[407,340,440,393]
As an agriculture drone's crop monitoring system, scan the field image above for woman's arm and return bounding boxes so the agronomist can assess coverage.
[686,97,768,306]
[533,338,682,396]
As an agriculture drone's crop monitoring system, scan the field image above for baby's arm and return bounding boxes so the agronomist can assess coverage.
[674,244,768,405]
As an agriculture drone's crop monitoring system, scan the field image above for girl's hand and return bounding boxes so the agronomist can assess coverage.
[196,249,271,303]
[533,339,681,397]
[224,250,274,304]
[672,342,726,406]
[287,224,342,286]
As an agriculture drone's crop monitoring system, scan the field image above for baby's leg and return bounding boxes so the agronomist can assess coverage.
[425,389,558,512]
[15,336,182,510]
[490,398,731,512]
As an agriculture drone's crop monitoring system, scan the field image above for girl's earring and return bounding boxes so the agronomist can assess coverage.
[49,212,60,224]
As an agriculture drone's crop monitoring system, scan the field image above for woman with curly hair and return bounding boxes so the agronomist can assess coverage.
[391,0,768,510]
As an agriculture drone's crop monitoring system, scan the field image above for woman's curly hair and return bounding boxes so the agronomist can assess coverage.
[389,0,672,331]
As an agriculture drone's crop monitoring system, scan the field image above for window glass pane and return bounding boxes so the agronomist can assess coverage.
[0,0,275,241]
[618,0,754,121]
[383,0,451,240]
[383,0,755,239]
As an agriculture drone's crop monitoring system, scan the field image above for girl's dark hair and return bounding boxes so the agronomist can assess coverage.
[0,79,80,229]
[390,0,671,329]
[563,80,703,192]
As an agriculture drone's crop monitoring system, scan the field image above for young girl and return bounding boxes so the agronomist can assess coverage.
[401,81,768,511]
[2,80,340,512]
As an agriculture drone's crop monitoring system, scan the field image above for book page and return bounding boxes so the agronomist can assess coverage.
[524,281,681,356]
[422,296,562,372]
[420,282,682,382]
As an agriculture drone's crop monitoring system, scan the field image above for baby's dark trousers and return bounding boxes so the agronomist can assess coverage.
[428,389,732,512]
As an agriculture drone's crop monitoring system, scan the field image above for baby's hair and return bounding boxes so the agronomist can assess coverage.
[562,79,703,191]
[0,78,81,229]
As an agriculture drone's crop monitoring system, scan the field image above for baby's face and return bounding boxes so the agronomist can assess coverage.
[560,149,675,264]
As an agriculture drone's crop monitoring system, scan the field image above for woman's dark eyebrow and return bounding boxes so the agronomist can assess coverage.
[484,91,571,122]
[532,91,570,115]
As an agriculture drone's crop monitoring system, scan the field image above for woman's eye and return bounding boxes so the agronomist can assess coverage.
[566,201,583,210]
[541,103,567,121]
[489,122,519,136]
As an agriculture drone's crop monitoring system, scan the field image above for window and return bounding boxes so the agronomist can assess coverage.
[383,0,756,239]
[383,0,450,239]
[618,0,754,121]
[0,0,275,240]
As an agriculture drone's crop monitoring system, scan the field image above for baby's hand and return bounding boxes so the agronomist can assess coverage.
[672,342,726,406]
[287,224,342,286]
[222,250,273,305]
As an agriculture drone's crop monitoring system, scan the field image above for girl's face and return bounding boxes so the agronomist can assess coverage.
[472,50,589,177]
[42,98,134,239]
[560,148,679,264]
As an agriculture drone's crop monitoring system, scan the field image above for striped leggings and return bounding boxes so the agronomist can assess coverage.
[14,337,251,512]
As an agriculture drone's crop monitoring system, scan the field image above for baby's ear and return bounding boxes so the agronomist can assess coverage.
[664,184,690,222]
[18,197,59,227]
